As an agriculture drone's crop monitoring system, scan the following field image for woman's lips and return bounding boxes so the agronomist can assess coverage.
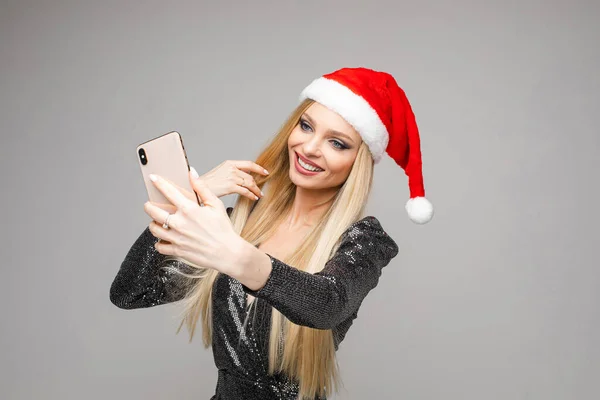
[295,152,323,170]
[294,152,324,175]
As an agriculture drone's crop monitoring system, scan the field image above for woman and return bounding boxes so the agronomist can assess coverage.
[110,67,434,400]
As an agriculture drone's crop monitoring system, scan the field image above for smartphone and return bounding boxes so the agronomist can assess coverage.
[136,131,200,210]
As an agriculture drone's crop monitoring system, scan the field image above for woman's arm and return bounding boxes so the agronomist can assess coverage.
[109,226,194,309]
[232,216,399,329]
[110,208,237,309]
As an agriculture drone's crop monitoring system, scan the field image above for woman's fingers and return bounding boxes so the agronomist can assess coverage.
[230,160,269,176]
[191,178,221,209]
[172,180,199,203]
[149,174,191,210]
[144,201,174,231]
[193,160,268,201]
[234,170,263,200]
[148,220,178,246]
[226,160,268,201]
[237,184,260,201]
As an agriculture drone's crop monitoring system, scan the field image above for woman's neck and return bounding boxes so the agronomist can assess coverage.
[287,186,337,229]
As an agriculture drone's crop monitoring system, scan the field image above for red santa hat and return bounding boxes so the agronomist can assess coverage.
[299,67,434,224]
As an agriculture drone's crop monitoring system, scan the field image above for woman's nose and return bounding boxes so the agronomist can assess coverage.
[302,136,323,156]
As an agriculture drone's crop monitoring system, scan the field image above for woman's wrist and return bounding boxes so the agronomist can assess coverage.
[225,238,272,291]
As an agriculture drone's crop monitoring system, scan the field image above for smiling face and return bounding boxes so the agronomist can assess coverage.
[287,102,363,190]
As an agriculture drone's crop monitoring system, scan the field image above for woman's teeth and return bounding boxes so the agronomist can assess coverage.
[298,155,323,172]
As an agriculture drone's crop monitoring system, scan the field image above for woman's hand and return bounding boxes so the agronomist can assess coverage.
[143,173,247,275]
[192,160,269,201]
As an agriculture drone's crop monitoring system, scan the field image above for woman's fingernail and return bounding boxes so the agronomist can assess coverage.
[149,174,157,182]
[260,190,264,196]
[263,169,269,175]
[190,166,199,179]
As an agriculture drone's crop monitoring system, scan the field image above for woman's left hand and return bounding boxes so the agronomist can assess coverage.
[143,173,244,274]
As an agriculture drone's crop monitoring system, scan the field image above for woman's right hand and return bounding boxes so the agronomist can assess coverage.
[192,160,269,201]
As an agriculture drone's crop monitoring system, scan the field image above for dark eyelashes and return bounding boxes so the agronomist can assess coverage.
[299,119,312,132]
[299,119,313,133]
[299,119,348,150]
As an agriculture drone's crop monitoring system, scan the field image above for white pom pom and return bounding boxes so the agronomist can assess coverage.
[405,197,434,224]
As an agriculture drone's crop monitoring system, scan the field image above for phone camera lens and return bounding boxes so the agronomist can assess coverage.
[138,148,148,165]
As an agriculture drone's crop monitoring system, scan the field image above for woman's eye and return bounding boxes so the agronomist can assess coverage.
[300,119,347,150]
[300,120,312,131]
[331,140,346,150]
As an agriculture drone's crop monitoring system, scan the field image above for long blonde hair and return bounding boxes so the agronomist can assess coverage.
[162,98,375,399]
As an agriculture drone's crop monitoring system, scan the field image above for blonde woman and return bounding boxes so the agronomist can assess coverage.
[110,67,434,400]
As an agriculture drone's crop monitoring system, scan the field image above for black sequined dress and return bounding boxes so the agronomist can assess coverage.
[110,207,399,399]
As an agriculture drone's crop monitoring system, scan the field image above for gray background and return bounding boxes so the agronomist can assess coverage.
[1,0,598,399]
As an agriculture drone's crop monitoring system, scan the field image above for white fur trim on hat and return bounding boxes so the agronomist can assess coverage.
[299,77,389,164]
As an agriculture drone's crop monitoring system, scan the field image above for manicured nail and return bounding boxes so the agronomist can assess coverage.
[149,174,157,182]
[190,166,199,179]
[263,169,269,175]
[260,190,264,196]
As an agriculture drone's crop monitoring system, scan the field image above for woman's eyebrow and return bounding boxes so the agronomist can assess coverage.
[302,113,356,144]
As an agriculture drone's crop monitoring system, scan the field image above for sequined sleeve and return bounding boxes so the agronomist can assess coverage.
[109,226,194,309]
[239,216,399,330]
[110,208,236,309]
